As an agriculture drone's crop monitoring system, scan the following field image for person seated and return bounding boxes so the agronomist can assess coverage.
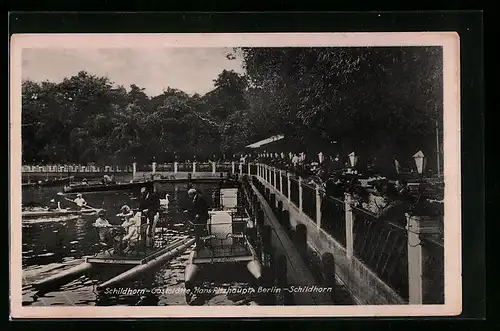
[73,193,87,209]
[47,198,60,211]
[117,204,134,219]
[121,211,142,254]
[93,210,114,244]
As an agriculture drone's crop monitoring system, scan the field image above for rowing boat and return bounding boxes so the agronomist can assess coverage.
[63,181,153,193]
[22,208,97,218]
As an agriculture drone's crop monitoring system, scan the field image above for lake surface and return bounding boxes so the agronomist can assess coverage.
[21,183,264,306]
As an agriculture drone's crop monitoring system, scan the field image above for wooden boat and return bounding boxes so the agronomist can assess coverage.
[22,177,73,188]
[183,183,263,303]
[22,208,97,219]
[63,180,153,193]
[31,216,195,293]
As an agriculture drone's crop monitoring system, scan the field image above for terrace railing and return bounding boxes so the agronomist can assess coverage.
[254,162,444,305]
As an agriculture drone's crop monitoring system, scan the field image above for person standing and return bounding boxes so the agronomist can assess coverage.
[186,188,210,246]
[139,187,160,247]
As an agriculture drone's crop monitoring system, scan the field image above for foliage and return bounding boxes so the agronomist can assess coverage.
[22,47,443,176]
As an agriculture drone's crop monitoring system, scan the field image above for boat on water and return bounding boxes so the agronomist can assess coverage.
[22,176,73,188]
[22,208,97,219]
[63,180,154,193]
[30,210,194,294]
[183,180,263,303]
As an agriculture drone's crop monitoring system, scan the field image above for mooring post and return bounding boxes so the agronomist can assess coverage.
[277,254,293,305]
[281,209,290,232]
[152,162,157,174]
[295,223,308,259]
[344,192,355,259]
[248,163,251,175]
[262,225,272,256]
[298,177,303,212]
[322,252,336,303]
[270,193,276,211]
[132,162,137,179]
[192,162,196,174]
[257,207,265,229]
[174,162,178,173]
[277,200,283,224]
[212,161,216,174]
[231,161,235,174]
[316,184,322,227]
[279,170,283,194]
[287,172,291,202]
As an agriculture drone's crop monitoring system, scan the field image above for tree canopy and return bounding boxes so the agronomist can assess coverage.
[22,46,443,175]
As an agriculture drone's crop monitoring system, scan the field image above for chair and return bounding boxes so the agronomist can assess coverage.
[94,226,117,256]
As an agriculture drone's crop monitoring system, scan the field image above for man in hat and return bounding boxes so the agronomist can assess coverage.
[186,188,209,245]
[139,187,160,247]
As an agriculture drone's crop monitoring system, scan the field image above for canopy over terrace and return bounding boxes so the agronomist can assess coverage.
[245,134,340,159]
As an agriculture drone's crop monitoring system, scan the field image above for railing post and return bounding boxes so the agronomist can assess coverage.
[212,161,216,174]
[192,162,196,174]
[316,184,322,227]
[174,162,178,173]
[239,162,243,176]
[232,161,235,174]
[248,163,251,175]
[298,176,303,212]
[279,170,283,194]
[152,162,157,174]
[344,192,355,259]
[406,213,442,304]
[287,172,291,202]
[132,162,137,178]
[273,167,277,188]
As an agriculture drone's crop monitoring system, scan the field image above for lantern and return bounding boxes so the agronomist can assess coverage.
[412,150,427,175]
[348,152,358,168]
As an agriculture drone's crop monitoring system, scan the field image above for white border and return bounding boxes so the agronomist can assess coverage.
[10,32,461,318]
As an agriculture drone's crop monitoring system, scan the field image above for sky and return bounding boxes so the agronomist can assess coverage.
[22,48,245,96]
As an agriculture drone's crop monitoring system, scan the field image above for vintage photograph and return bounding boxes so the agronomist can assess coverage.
[10,33,461,318]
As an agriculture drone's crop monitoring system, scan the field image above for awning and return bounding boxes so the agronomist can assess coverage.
[245,134,285,149]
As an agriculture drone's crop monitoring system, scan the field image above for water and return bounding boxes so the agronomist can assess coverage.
[21,183,263,306]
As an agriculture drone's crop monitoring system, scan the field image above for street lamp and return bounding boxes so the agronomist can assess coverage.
[412,150,427,175]
[348,151,358,168]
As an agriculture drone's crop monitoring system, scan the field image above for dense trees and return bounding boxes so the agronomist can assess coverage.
[22,47,443,175]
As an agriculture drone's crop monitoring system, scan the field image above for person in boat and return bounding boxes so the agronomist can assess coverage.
[120,209,141,254]
[82,178,89,186]
[73,193,87,209]
[103,174,112,185]
[117,204,134,221]
[186,188,210,246]
[93,209,114,243]
[47,194,64,211]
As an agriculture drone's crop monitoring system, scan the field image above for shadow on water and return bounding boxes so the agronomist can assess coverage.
[22,182,264,306]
